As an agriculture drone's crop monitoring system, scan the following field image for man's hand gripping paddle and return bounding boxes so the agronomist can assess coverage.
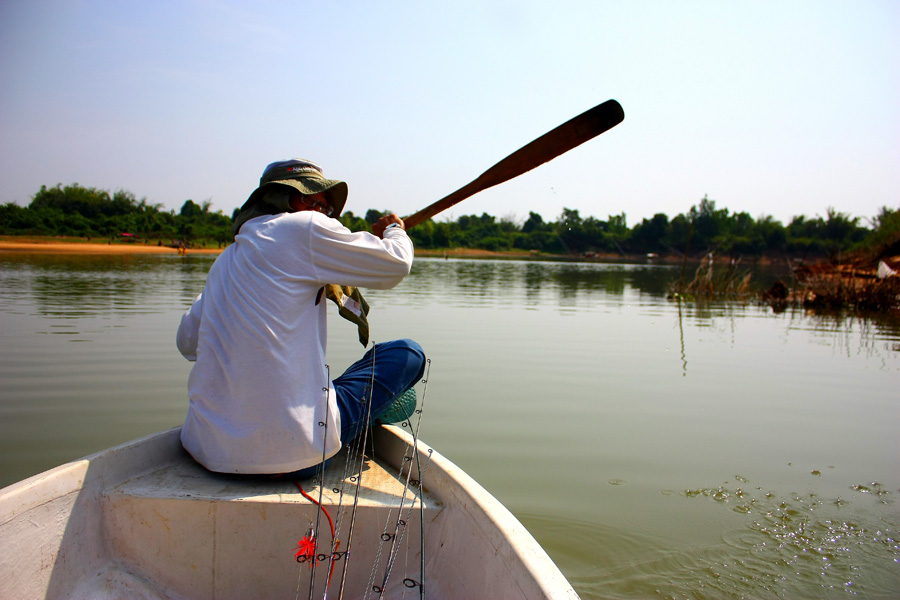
[403,99,625,229]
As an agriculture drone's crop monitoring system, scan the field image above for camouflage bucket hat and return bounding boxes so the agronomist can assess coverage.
[232,159,348,237]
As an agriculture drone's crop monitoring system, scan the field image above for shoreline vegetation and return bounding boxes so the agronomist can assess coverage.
[0,237,223,255]
[4,184,897,259]
[0,235,808,263]
[3,234,898,314]
[2,183,898,313]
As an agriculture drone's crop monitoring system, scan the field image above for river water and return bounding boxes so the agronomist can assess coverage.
[1,252,898,599]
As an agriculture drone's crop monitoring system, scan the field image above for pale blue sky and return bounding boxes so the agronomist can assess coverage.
[1,0,898,227]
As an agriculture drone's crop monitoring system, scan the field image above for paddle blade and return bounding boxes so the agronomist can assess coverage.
[404,99,624,229]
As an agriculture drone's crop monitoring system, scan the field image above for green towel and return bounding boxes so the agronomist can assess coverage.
[317,284,370,347]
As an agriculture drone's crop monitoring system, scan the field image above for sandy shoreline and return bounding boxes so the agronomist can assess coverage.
[0,240,526,259]
[0,241,224,255]
[0,239,692,263]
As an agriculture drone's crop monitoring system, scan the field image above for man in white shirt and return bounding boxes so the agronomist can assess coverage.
[176,159,425,477]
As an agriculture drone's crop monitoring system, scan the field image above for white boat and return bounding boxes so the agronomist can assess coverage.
[0,425,580,599]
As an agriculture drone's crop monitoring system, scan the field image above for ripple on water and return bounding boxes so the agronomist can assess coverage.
[675,478,900,599]
[520,474,899,599]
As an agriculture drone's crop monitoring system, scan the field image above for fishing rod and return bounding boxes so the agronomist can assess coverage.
[402,99,624,230]
[333,347,381,600]
[301,366,334,600]
[371,360,433,599]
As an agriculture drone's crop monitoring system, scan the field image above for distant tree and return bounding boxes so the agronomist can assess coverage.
[688,195,729,251]
[857,206,900,261]
[871,205,899,232]
[432,220,451,247]
[522,211,545,233]
[30,183,140,220]
[753,214,786,252]
[365,209,386,225]
[822,207,863,245]
[559,207,582,228]
[339,210,370,232]
[180,199,203,218]
[406,218,434,247]
[607,212,627,236]
[667,213,693,254]
[630,213,668,253]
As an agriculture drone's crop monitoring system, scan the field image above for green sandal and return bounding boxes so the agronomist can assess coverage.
[378,388,417,424]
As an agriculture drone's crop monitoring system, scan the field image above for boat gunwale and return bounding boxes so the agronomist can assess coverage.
[0,425,580,599]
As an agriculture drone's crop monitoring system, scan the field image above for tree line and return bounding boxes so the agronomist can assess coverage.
[345,196,897,260]
[2,184,897,259]
[1,184,232,247]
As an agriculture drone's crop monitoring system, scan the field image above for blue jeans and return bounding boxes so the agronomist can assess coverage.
[292,339,426,479]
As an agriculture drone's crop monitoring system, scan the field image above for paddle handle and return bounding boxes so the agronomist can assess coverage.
[403,99,624,229]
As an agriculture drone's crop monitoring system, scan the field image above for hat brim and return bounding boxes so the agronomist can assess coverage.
[270,178,348,217]
[239,178,348,217]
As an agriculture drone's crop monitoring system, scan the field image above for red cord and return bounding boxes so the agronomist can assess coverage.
[295,482,339,588]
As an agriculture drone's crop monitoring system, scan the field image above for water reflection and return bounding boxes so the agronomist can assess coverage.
[407,258,681,308]
[1,253,898,600]
[0,254,215,323]
[677,298,688,375]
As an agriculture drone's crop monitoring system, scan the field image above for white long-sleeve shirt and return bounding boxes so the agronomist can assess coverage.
[176,211,413,474]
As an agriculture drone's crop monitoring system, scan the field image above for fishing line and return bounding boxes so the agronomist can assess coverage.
[296,349,433,600]
[413,363,432,600]
[294,364,335,600]
[370,360,433,599]
[406,360,432,598]
[374,447,433,599]
[333,341,380,600]
[306,366,333,600]
[400,361,433,599]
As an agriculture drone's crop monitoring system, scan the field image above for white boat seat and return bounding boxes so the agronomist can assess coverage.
[100,439,441,599]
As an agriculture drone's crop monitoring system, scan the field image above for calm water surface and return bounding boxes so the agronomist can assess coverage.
[1,253,898,599]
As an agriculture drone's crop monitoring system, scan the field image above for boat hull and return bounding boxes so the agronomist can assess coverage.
[0,426,579,599]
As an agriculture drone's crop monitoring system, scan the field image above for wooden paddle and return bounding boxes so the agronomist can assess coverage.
[403,99,624,229]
